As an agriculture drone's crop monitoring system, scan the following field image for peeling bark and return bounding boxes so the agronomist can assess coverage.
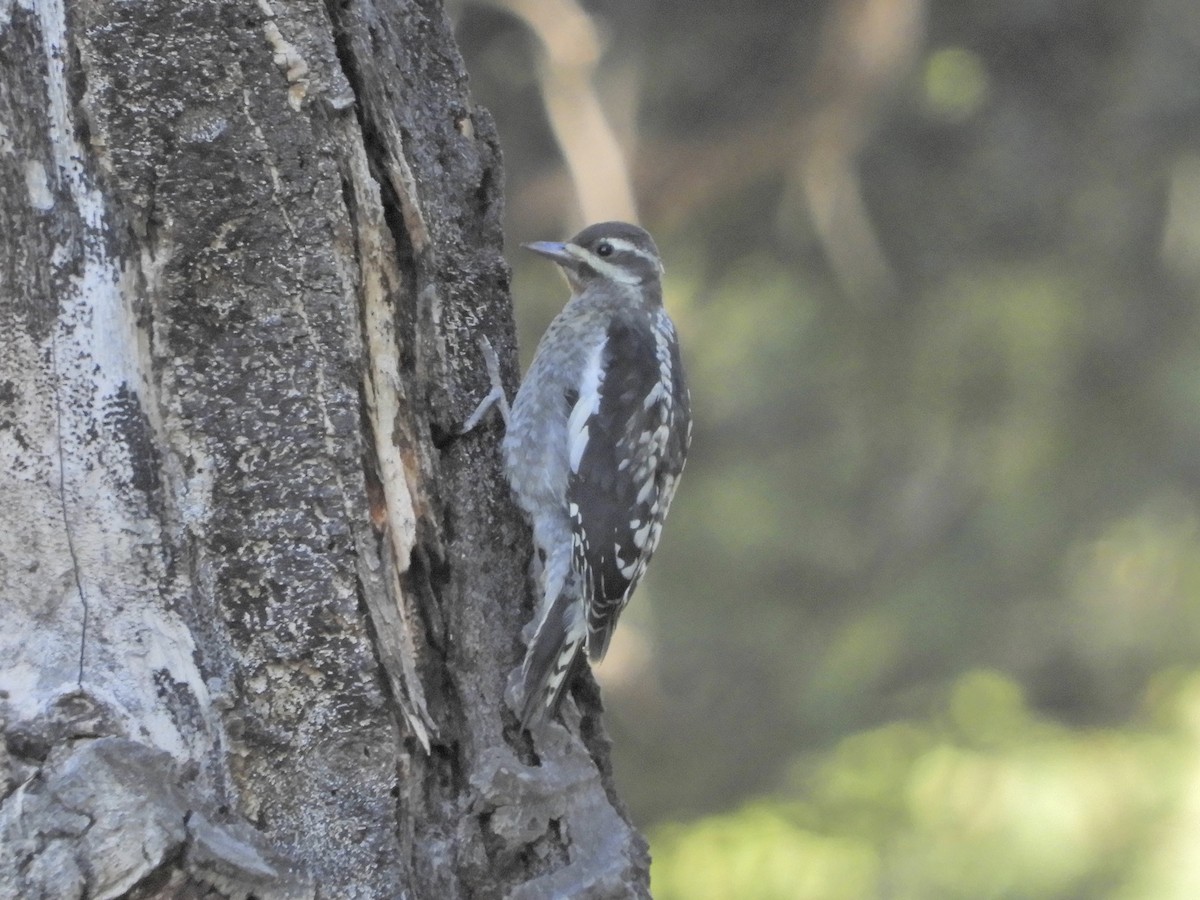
[0,0,649,896]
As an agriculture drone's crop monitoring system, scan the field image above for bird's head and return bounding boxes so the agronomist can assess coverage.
[523,221,664,297]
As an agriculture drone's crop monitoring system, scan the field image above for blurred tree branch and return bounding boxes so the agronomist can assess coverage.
[480,0,638,224]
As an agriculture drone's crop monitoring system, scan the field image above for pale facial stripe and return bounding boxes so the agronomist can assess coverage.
[564,239,663,283]
[602,237,661,267]
[584,256,642,284]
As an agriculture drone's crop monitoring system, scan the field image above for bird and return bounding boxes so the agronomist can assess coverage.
[498,221,692,729]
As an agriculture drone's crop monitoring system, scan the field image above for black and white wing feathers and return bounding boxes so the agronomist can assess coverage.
[566,311,691,662]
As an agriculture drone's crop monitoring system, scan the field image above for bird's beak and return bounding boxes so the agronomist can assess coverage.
[522,241,577,268]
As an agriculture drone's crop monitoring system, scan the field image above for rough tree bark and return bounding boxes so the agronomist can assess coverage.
[0,0,649,896]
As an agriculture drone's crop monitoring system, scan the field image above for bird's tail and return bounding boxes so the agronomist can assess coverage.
[519,588,587,730]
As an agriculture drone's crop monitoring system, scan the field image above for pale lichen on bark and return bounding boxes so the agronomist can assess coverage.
[3,0,216,756]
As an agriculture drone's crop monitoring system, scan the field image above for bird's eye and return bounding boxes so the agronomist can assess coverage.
[596,241,614,258]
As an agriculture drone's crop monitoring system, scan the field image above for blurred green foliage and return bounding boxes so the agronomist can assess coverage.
[456,0,1200,893]
[654,669,1200,898]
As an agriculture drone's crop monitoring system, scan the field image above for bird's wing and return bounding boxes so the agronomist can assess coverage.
[566,312,689,662]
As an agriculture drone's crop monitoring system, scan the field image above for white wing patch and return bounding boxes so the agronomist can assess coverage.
[568,338,607,473]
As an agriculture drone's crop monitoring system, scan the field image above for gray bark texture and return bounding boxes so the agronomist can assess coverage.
[0,0,649,896]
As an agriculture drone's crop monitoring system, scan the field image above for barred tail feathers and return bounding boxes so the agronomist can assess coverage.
[519,590,587,729]
[585,593,624,663]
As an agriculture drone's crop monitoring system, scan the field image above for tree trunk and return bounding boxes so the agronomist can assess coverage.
[0,0,648,896]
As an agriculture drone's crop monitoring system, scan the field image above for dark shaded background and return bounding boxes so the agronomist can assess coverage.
[455,0,1200,894]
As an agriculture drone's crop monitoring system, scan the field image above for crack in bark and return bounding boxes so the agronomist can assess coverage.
[324,0,444,752]
[325,0,426,280]
[347,197,439,748]
[49,333,90,690]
